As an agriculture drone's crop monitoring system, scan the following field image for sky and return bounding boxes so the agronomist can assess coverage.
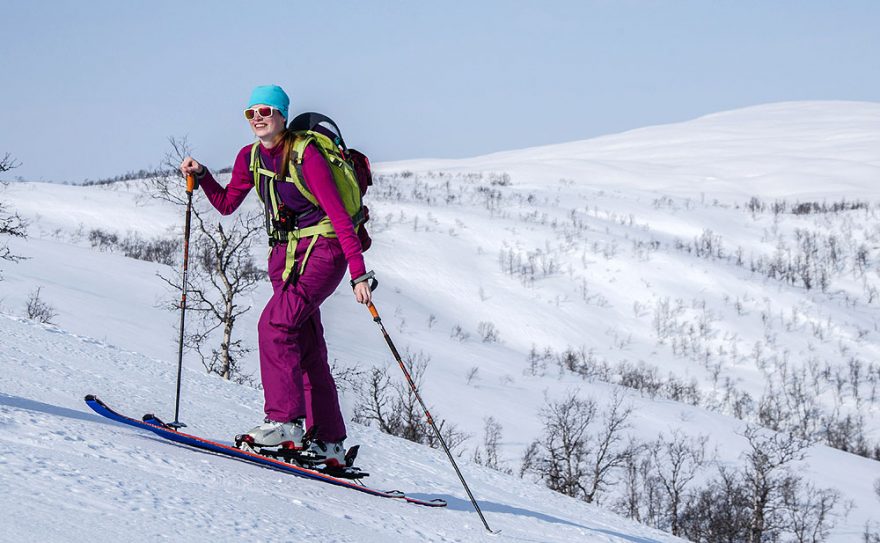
[1,0,878,183]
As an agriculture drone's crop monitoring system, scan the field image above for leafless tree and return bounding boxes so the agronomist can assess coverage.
[674,433,841,543]
[522,391,595,499]
[614,444,660,525]
[866,480,880,543]
[473,416,509,473]
[522,390,634,504]
[651,430,708,536]
[151,137,264,384]
[0,153,27,273]
[780,480,840,543]
[742,425,810,543]
[584,391,636,503]
[679,466,752,543]
[0,154,20,173]
[174,216,264,384]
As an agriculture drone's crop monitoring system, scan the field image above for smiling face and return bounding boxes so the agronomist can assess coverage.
[246,105,286,146]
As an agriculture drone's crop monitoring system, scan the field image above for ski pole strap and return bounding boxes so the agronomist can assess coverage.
[350,270,378,291]
[194,165,209,180]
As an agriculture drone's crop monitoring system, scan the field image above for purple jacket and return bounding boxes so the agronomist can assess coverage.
[198,141,367,280]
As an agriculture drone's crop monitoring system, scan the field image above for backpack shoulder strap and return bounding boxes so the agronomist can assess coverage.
[248,142,263,199]
[249,142,285,234]
[288,133,320,209]
[249,142,278,179]
[248,141,259,173]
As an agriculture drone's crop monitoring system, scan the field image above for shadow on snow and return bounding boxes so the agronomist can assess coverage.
[0,393,115,426]
[428,494,666,543]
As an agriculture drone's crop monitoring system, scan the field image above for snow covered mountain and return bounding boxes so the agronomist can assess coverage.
[2,101,879,542]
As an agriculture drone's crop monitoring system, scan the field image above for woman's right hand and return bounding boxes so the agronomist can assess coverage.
[180,157,204,177]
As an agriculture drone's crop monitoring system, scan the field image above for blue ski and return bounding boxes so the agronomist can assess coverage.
[85,395,447,508]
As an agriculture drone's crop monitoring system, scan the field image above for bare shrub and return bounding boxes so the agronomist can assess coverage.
[465,366,480,385]
[89,228,180,265]
[477,321,500,343]
[489,172,511,186]
[88,229,119,250]
[450,324,470,342]
[329,359,365,395]
[472,416,509,473]
[353,350,469,455]
[525,344,553,377]
[25,287,57,324]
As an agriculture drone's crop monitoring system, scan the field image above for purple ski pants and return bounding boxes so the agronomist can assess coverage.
[258,235,347,442]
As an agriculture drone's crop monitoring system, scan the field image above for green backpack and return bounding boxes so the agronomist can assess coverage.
[249,112,372,284]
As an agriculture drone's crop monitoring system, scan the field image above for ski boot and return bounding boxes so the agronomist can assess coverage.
[234,418,304,453]
[297,439,347,468]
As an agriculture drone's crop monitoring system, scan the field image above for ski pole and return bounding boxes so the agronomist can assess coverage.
[366,302,495,533]
[170,173,196,429]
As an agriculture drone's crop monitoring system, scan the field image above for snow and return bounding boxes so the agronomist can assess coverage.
[0,314,679,542]
[2,100,880,541]
[381,101,880,199]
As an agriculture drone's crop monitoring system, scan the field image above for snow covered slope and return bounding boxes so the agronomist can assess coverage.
[381,101,880,200]
[0,314,681,542]
[2,101,880,541]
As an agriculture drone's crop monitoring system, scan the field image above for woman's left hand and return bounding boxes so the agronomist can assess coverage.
[353,281,372,305]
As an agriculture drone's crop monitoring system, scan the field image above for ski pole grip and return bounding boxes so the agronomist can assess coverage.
[367,302,380,321]
[186,174,196,194]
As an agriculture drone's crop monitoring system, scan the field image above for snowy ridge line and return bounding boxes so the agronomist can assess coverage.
[84,395,448,508]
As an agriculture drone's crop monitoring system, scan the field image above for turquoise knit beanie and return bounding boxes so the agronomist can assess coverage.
[247,85,290,119]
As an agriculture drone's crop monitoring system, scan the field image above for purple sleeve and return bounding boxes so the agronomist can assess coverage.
[199,146,254,216]
[302,144,367,279]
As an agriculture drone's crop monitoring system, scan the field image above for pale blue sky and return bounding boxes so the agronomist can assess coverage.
[1,0,878,182]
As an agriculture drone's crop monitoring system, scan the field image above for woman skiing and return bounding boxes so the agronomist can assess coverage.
[179,85,372,467]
